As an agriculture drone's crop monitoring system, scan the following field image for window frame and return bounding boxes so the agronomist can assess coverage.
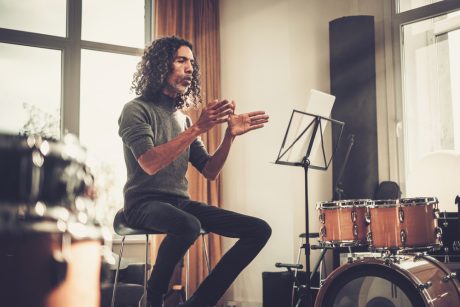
[0,0,154,136]
[392,0,460,192]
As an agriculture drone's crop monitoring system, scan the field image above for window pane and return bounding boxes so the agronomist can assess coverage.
[82,0,145,48]
[79,49,140,225]
[401,12,460,175]
[0,0,66,37]
[397,0,444,13]
[0,43,61,137]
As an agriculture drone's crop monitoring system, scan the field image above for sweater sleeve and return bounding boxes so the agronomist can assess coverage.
[118,101,154,159]
[186,116,210,172]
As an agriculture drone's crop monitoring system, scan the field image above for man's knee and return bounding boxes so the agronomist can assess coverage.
[176,215,201,242]
[254,218,272,243]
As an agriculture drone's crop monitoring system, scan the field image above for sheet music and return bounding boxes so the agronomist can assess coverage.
[285,89,335,163]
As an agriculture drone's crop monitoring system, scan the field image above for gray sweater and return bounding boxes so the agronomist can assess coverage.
[118,95,210,207]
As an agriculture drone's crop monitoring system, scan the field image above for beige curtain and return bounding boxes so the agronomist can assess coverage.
[152,0,223,298]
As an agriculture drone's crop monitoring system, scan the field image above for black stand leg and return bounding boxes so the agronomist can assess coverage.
[293,244,328,307]
[303,165,311,307]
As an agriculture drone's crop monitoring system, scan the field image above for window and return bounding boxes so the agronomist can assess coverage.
[0,0,66,36]
[397,0,446,13]
[79,50,141,225]
[0,1,153,226]
[0,43,61,137]
[401,12,460,173]
[393,1,460,193]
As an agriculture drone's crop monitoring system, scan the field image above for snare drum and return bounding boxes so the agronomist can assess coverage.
[317,199,371,246]
[0,133,92,205]
[315,254,460,307]
[367,197,440,250]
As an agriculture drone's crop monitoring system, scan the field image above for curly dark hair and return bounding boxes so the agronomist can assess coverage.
[131,36,202,109]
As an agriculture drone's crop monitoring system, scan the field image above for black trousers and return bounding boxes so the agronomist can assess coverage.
[124,196,271,305]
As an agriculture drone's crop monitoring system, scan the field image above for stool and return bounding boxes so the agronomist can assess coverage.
[111,208,211,307]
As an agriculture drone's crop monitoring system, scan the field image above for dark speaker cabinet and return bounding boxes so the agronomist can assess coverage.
[330,15,379,201]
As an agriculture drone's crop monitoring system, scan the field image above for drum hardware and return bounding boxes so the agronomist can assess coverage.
[398,208,404,223]
[416,281,432,291]
[384,258,392,266]
[319,213,325,224]
[333,134,354,201]
[400,230,407,245]
[434,208,441,219]
[353,224,358,237]
[351,210,357,222]
[453,241,460,251]
[275,234,331,307]
[442,272,457,282]
[367,231,372,245]
[365,209,371,223]
[429,211,460,262]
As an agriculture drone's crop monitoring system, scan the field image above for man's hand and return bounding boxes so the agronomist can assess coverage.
[228,110,269,136]
[195,99,234,133]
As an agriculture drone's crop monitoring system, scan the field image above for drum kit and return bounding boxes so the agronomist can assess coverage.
[0,134,111,307]
[311,197,460,307]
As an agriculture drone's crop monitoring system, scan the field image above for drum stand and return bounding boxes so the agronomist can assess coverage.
[275,110,344,306]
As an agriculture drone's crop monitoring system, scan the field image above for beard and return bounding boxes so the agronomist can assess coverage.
[163,79,190,97]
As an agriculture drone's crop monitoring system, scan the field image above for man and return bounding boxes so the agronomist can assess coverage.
[118,36,271,307]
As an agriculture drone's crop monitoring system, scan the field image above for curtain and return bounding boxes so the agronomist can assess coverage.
[152,0,222,299]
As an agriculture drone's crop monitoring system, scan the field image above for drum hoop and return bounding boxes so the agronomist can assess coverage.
[316,258,429,306]
[316,202,339,209]
[317,199,373,209]
[369,199,398,208]
[318,240,366,247]
[0,133,88,164]
[399,197,438,206]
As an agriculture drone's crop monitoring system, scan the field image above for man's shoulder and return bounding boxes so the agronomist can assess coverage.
[125,96,148,107]
[122,97,155,113]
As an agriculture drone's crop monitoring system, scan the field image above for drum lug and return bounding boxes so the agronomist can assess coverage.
[319,213,325,224]
[384,258,393,266]
[453,241,460,252]
[351,210,357,223]
[414,253,424,261]
[416,281,432,291]
[353,224,358,237]
[367,231,373,245]
[435,226,443,239]
[365,208,371,224]
[320,226,326,238]
[442,272,457,282]
[400,230,407,245]
[398,208,404,223]
[433,208,440,219]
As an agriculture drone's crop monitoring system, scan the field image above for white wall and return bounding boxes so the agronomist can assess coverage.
[219,0,390,306]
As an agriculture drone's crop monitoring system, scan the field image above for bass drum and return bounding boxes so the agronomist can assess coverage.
[315,254,460,307]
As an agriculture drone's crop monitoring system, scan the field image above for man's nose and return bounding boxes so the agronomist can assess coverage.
[185,61,193,73]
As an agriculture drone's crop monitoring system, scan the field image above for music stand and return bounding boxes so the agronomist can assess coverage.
[275,109,344,306]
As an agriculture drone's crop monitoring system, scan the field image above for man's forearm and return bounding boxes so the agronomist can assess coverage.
[138,125,202,175]
[202,128,235,180]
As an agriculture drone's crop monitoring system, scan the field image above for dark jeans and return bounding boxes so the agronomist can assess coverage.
[124,196,271,306]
